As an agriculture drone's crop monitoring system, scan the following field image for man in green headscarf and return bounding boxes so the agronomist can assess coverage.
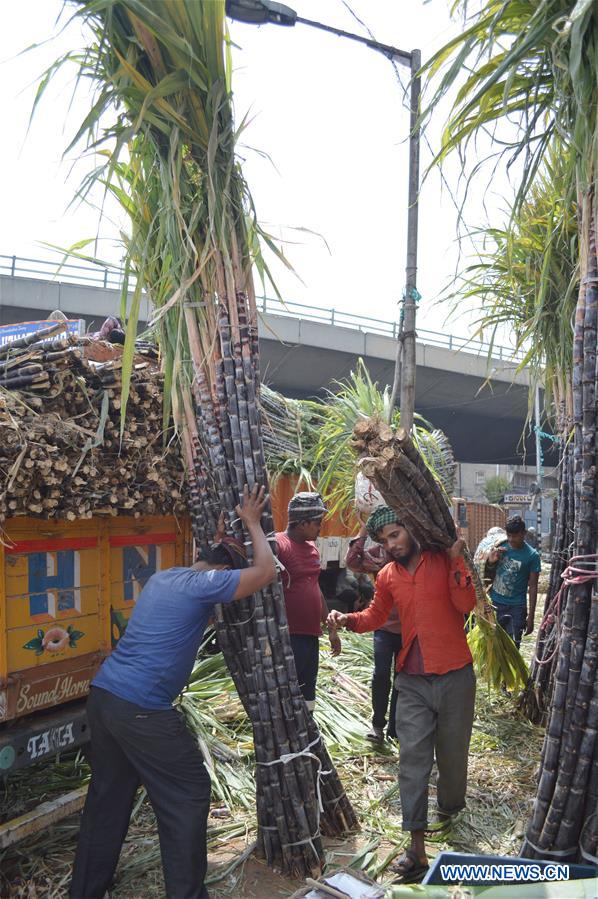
[346,506,402,743]
[329,506,475,884]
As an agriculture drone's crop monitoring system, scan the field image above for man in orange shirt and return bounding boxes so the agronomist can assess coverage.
[328,506,476,883]
[345,524,401,743]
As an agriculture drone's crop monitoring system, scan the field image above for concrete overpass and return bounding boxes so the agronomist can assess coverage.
[0,255,546,465]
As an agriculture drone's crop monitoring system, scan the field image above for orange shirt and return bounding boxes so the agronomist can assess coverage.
[346,551,475,675]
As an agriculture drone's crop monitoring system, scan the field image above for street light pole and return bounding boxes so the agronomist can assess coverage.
[389,49,421,433]
[226,0,421,429]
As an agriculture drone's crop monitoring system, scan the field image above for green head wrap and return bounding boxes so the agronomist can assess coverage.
[366,506,402,541]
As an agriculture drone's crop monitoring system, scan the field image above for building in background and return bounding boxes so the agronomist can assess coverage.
[455,461,557,541]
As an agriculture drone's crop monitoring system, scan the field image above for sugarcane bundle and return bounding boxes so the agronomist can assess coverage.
[314,360,457,520]
[259,386,325,487]
[352,415,529,690]
[185,301,358,875]
[0,326,186,528]
[42,0,357,879]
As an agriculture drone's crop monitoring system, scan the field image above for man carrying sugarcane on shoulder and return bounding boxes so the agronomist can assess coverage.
[70,485,276,899]
[328,506,476,884]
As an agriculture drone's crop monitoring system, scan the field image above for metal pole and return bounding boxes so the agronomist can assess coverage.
[390,50,421,431]
[295,15,412,66]
[534,385,543,541]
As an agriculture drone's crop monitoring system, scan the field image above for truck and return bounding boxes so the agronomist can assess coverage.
[0,515,189,777]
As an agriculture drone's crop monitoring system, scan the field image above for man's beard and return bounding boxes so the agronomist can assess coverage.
[390,543,416,566]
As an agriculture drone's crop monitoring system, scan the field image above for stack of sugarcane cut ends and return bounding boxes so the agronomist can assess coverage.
[0,322,186,528]
[352,416,457,550]
[352,415,528,691]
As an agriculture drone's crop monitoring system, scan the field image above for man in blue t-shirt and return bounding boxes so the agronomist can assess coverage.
[70,485,276,899]
[486,515,541,648]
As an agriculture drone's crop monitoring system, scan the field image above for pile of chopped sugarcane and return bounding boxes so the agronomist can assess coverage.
[352,416,528,691]
[0,322,186,526]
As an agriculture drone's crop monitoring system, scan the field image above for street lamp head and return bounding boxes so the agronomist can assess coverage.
[225,0,297,27]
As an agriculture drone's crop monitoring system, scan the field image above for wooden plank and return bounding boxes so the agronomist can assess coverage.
[0,785,87,848]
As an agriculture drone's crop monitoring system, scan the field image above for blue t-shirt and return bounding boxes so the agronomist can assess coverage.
[490,541,541,607]
[93,567,240,708]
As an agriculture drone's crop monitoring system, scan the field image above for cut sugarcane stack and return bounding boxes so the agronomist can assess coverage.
[352,415,528,690]
[0,323,186,527]
[183,299,358,876]
[47,1,358,879]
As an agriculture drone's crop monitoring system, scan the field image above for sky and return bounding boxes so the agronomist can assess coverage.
[0,1,513,341]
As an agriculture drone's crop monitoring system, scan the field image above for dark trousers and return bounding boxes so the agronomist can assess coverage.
[395,664,476,830]
[70,687,211,899]
[290,634,320,702]
[493,601,527,649]
[372,629,403,737]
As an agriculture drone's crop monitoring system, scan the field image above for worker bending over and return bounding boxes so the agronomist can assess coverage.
[70,485,276,899]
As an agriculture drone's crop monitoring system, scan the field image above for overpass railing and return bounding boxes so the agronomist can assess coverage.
[1,252,522,362]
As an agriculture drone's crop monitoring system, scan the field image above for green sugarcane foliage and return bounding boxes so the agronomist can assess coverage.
[38,0,285,436]
[444,146,579,427]
[423,1,597,217]
[422,0,596,428]
[468,615,529,692]
[259,385,326,489]
[314,360,456,520]
[422,1,596,429]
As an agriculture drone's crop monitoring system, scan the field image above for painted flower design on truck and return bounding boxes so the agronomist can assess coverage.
[42,627,70,653]
[23,625,85,655]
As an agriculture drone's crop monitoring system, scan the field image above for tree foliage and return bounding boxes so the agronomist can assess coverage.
[483,475,510,504]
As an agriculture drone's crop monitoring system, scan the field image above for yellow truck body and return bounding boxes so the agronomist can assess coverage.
[0,515,189,773]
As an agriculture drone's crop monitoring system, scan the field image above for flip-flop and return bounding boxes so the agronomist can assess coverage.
[389,847,429,884]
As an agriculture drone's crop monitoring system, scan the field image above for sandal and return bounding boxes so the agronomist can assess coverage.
[365,726,385,743]
[389,847,429,884]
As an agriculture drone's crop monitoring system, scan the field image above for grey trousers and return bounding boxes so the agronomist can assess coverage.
[395,664,476,830]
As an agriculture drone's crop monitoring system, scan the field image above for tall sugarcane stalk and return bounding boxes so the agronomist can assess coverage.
[186,293,356,871]
[44,0,356,876]
[521,440,575,723]
[523,201,597,862]
[420,0,597,862]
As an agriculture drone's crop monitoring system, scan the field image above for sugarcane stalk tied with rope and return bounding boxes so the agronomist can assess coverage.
[421,0,597,864]
[38,0,356,876]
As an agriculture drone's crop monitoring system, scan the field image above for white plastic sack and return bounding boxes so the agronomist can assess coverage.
[354,472,385,515]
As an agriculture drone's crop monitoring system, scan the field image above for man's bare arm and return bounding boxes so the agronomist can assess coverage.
[233,485,276,599]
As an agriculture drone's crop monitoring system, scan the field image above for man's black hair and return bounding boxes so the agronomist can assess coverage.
[506,515,526,534]
[197,544,248,569]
